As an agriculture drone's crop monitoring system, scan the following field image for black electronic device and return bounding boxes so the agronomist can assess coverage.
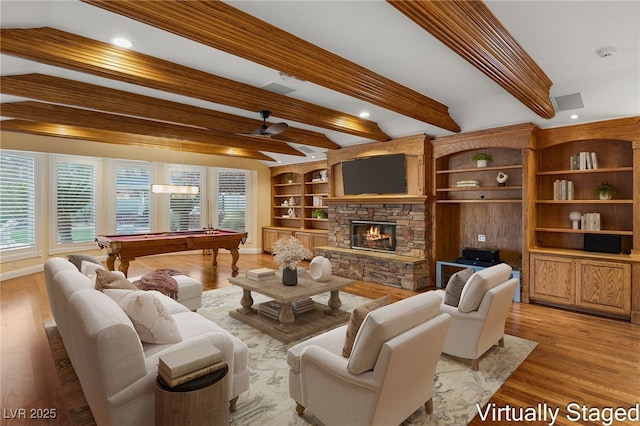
[584,234,621,254]
[455,257,502,267]
[461,247,500,263]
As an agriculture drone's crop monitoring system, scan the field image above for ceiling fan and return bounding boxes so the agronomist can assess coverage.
[248,110,288,137]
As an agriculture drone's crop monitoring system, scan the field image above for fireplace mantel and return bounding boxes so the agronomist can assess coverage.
[326,195,429,204]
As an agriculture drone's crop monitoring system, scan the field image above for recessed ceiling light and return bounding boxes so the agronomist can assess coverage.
[359,111,370,118]
[111,37,133,48]
[570,114,579,120]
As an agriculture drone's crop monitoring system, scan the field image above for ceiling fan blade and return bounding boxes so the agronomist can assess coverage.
[264,122,288,135]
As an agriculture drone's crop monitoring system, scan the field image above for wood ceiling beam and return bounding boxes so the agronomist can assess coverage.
[0,74,340,151]
[0,27,388,141]
[388,0,555,119]
[0,120,275,161]
[81,0,461,133]
[1,101,306,157]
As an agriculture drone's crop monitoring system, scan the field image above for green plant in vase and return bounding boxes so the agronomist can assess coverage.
[596,183,615,200]
[311,209,326,219]
[471,152,492,168]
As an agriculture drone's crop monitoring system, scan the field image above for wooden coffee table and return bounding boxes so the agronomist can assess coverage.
[228,272,354,343]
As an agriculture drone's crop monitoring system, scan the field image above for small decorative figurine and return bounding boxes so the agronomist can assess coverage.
[496,172,509,186]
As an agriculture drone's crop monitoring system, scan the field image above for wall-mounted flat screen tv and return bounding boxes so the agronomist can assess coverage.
[342,154,407,195]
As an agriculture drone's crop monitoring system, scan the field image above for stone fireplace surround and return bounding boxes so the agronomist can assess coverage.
[315,196,430,291]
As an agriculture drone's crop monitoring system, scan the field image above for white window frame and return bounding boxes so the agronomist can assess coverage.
[209,167,252,241]
[48,155,102,254]
[0,150,44,262]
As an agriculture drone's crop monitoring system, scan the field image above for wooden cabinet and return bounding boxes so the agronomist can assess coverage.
[431,124,535,271]
[264,160,329,253]
[530,252,631,318]
[529,117,639,322]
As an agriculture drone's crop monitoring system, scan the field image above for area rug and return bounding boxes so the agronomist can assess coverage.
[45,287,537,426]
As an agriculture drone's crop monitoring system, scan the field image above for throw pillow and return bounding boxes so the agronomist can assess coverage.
[95,268,138,292]
[68,254,101,271]
[118,290,183,344]
[444,267,474,307]
[80,260,105,277]
[342,295,391,357]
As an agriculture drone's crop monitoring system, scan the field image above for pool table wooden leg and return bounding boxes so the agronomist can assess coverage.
[118,260,130,277]
[211,248,219,266]
[106,253,117,272]
[230,248,240,276]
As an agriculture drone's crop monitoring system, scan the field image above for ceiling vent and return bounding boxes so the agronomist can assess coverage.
[296,145,315,154]
[261,82,296,95]
[553,92,584,112]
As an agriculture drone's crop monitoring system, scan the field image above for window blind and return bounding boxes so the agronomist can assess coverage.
[56,161,96,244]
[0,152,36,251]
[116,164,151,234]
[218,170,247,231]
[169,170,201,231]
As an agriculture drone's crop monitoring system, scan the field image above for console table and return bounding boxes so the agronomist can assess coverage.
[435,260,521,302]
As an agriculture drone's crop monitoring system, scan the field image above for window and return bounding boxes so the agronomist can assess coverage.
[0,151,36,254]
[217,169,247,231]
[115,163,151,234]
[52,156,99,249]
[169,168,202,231]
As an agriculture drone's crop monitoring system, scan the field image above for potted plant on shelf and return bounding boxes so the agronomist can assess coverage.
[287,172,295,184]
[311,209,327,219]
[272,237,312,286]
[596,183,615,200]
[471,152,492,168]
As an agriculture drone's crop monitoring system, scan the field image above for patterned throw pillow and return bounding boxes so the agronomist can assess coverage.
[118,291,183,344]
[444,268,475,307]
[342,295,391,357]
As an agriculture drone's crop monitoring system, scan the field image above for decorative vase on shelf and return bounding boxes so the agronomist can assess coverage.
[476,159,487,168]
[282,266,298,286]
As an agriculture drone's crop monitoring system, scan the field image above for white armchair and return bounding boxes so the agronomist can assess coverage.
[435,263,518,370]
[287,291,451,426]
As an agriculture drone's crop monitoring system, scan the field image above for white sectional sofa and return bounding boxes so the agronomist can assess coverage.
[44,257,250,426]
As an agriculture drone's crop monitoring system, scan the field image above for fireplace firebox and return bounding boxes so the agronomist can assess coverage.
[351,220,397,253]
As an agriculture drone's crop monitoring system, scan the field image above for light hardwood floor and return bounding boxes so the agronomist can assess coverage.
[1,252,638,425]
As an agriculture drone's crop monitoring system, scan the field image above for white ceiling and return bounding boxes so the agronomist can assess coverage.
[1,0,639,165]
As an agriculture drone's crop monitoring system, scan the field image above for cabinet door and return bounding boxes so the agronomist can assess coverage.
[294,231,313,254]
[312,234,328,250]
[530,254,575,305]
[576,260,631,316]
[263,228,293,253]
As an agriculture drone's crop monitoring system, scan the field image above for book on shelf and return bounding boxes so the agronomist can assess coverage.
[158,360,226,388]
[158,341,223,379]
[246,268,276,280]
[580,213,601,231]
[553,180,574,200]
[257,298,315,319]
[456,180,479,188]
[570,152,598,170]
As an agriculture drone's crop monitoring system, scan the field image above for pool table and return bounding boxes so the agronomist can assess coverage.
[95,229,247,277]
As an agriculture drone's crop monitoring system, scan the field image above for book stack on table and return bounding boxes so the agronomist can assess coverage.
[257,298,315,320]
[246,268,276,281]
[158,341,225,388]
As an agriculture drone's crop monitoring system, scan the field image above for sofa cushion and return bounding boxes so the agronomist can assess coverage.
[95,269,138,291]
[68,253,102,271]
[342,295,390,357]
[347,292,441,374]
[457,263,512,313]
[118,291,183,344]
[444,267,474,307]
